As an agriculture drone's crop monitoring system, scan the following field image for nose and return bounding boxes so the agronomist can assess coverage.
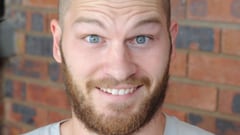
[103,43,137,81]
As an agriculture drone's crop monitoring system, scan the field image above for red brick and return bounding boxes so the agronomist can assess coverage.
[187,0,240,23]
[165,81,217,111]
[23,0,58,8]
[222,29,240,56]
[21,127,34,134]
[26,84,70,110]
[189,53,240,86]
[13,82,24,99]
[0,102,4,120]
[25,11,32,32]
[171,0,186,20]
[218,90,240,116]
[170,50,187,77]
[47,111,70,123]
[21,59,48,79]
[162,107,186,121]
[3,124,23,135]
[34,108,49,127]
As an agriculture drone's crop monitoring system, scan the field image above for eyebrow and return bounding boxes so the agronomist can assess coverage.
[72,16,162,29]
[73,17,106,28]
[134,17,162,28]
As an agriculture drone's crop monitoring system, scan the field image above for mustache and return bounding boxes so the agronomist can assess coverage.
[86,77,151,90]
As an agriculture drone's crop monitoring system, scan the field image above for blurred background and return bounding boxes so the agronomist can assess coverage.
[0,0,240,135]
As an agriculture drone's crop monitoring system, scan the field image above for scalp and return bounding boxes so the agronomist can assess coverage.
[58,0,72,26]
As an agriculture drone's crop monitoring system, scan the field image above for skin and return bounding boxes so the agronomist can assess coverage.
[50,0,178,135]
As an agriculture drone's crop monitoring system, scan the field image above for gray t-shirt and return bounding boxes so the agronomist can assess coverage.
[23,115,214,135]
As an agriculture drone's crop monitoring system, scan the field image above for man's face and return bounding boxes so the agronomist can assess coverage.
[51,0,177,135]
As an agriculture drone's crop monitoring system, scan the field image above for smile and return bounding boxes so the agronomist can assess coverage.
[99,88,136,96]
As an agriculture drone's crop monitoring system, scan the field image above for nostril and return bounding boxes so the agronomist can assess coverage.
[103,62,137,82]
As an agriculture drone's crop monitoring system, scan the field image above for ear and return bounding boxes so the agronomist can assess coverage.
[169,21,178,59]
[50,19,62,63]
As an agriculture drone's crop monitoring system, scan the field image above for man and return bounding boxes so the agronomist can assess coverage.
[24,0,214,135]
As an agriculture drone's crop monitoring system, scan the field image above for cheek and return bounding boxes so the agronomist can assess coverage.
[66,58,98,82]
[134,46,170,79]
[62,49,94,82]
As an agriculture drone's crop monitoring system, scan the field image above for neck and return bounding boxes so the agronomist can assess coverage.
[61,109,166,135]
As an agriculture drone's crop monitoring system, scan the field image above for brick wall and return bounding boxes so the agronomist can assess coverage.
[0,59,6,135]
[165,0,240,135]
[1,0,69,134]
[1,0,240,135]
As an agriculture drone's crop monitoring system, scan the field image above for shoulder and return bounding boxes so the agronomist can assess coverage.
[22,120,64,135]
[164,115,214,135]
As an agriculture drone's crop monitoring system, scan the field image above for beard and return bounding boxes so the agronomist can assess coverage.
[60,46,170,135]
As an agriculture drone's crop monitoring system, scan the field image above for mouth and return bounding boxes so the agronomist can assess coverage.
[97,85,143,96]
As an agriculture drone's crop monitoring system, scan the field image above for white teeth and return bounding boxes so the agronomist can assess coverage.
[100,88,135,96]
[119,89,125,95]
[112,89,118,95]
[107,89,111,93]
[124,89,130,94]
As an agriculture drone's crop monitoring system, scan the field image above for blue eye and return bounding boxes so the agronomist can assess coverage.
[135,35,149,45]
[126,35,152,47]
[136,36,147,44]
[85,35,101,43]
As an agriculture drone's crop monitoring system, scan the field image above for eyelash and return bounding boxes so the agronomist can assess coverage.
[81,34,105,44]
[81,34,155,46]
[127,35,154,45]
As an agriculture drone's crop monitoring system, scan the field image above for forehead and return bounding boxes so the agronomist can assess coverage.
[63,0,166,27]
[67,0,163,8]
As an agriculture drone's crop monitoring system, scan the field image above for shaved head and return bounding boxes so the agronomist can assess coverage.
[58,0,71,26]
[58,0,171,27]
